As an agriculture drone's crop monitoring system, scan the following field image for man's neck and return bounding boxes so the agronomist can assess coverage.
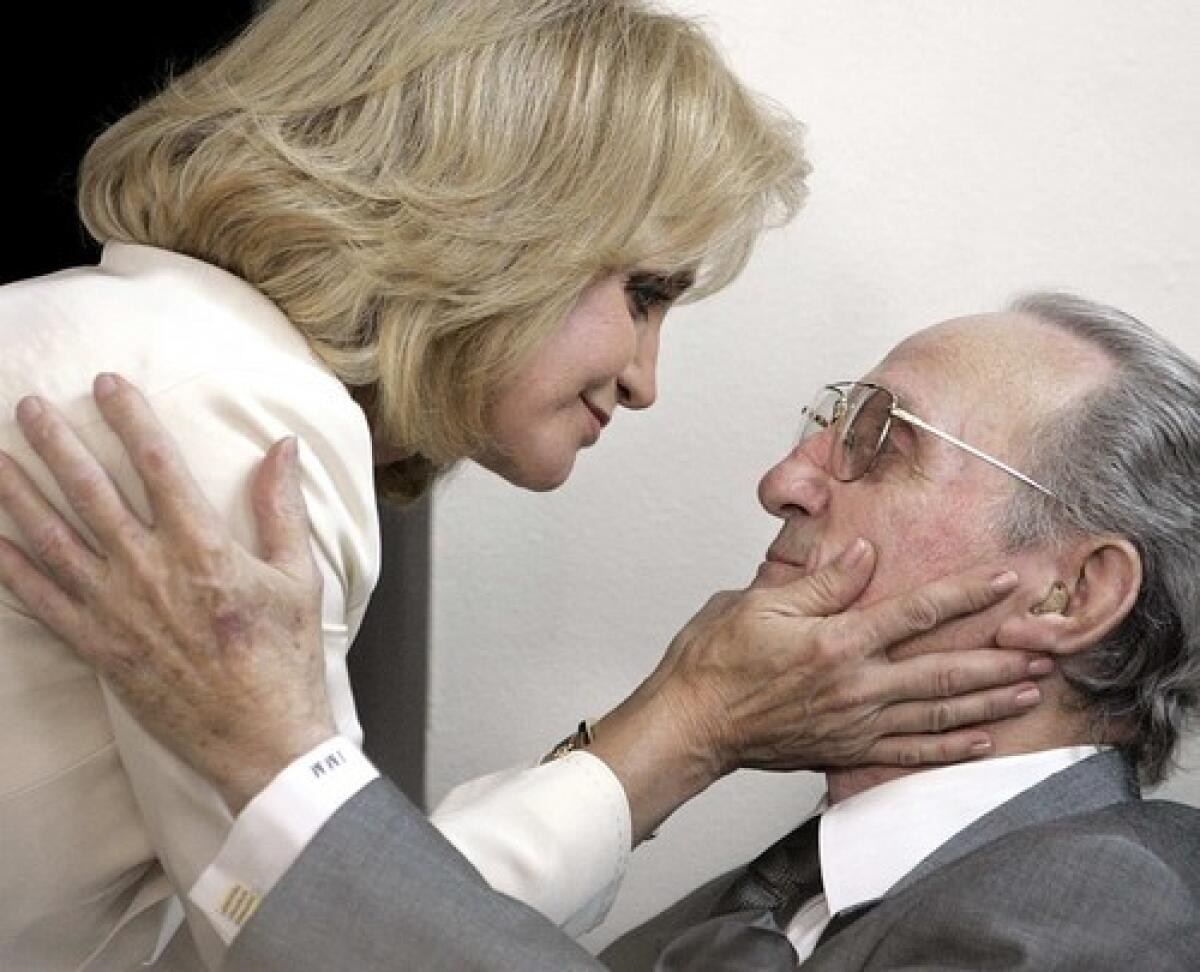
[827,683,1096,804]
[826,765,918,804]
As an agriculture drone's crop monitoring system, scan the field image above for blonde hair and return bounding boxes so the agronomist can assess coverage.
[80,0,809,502]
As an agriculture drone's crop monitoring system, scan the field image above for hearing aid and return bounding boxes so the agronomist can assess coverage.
[1030,581,1069,616]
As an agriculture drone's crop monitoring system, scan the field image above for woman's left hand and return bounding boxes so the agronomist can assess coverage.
[587,550,1048,842]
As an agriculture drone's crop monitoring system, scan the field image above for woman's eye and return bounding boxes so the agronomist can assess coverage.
[624,270,695,320]
[625,277,668,319]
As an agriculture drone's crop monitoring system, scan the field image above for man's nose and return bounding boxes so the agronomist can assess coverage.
[617,326,660,410]
[757,433,833,518]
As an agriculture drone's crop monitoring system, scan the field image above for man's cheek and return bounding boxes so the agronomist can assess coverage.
[856,534,971,612]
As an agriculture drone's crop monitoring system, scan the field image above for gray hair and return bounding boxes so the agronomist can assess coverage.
[1000,292,1200,786]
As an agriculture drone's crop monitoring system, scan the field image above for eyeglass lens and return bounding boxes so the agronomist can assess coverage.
[799,387,843,442]
[840,385,893,480]
[799,384,896,481]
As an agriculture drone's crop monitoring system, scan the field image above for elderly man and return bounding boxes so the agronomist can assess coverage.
[601,292,1200,969]
[0,292,1197,971]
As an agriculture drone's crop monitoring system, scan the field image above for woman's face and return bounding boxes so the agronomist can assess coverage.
[474,269,689,490]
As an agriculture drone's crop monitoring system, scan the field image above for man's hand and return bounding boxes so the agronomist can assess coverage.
[589,548,1050,842]
[0,374,334,813]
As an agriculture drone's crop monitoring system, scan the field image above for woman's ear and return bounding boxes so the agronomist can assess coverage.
[1023,535,1142,655]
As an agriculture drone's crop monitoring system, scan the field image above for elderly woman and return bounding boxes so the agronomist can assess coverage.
[0,1,1045,968]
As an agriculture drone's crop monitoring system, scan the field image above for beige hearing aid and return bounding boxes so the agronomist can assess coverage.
[1030,581,1069,615]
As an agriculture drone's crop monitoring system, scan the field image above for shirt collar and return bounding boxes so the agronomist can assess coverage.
[818,746,1103,916]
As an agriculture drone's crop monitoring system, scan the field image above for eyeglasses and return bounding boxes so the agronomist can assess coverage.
[799,381,1058,499]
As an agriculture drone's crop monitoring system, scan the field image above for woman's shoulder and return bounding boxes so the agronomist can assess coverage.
[0,243,360,430]
[0,245,379,601]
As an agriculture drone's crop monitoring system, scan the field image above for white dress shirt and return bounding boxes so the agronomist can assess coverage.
[785,746,1103,961]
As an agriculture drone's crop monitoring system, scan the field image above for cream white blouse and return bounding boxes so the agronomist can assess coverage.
[0,244,379,969]
[0,245,628,970]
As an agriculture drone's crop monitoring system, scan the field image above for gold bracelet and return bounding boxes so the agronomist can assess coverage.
[540,720,595,764]
[539,720,658,840]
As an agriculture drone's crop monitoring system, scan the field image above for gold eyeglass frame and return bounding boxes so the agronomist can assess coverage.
[800,381,1059,500]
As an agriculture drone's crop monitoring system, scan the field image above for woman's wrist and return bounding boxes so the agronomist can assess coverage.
[587,686,726,846]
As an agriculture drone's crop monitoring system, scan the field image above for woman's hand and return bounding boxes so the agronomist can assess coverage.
[0,375,334,813]
[588,552,1049,842]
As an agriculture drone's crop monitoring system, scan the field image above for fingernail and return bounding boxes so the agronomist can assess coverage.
[837,538,869,569]
[1028,657,1054,676]
[1016,686,1041,706]
[95,373,118,400]
[16,396,43,422]
[970,739,993,755]
[283,436,299,465]
[990,571,1019,593]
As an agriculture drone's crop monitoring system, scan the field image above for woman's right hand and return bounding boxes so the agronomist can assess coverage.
[587,548,1049,842]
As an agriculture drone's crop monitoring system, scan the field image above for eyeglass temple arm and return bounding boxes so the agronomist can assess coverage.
[890,406,1058,499]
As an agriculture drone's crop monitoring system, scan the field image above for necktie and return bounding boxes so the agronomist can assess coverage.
[653,815,823,971]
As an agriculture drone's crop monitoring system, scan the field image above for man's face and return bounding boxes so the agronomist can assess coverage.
[752,312,1109,658]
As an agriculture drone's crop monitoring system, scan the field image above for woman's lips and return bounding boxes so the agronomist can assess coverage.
[581,398,610,445]
[583,398,611,429]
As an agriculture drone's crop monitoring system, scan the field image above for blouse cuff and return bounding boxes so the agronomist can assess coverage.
[432,750,632,936]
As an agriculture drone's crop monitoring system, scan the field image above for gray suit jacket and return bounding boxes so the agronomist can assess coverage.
[228,778,603,971]
[601,750,1200,970]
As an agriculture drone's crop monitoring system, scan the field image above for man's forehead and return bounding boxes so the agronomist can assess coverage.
[866,372,932,415]
[858,327,982,417]
[866,311,1110,419]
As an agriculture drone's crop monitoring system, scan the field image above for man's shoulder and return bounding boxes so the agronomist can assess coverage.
[1017,796,1200,888]
[877,795,1200,930]
[806,797,1200,970]
[1076,793,1200,833]
[923,795,1200,890]
[1022,795,1199,855]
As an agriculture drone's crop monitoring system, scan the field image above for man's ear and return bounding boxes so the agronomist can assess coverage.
[1025,535,1142,655]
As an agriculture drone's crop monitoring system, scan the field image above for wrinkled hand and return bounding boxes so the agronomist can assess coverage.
[589,545,1048,841]
[0,375,334,813]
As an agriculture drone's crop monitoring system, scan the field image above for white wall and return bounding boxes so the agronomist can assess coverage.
[428,0,1200,951]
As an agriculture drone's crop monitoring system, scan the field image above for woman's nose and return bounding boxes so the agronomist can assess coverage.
[617,326,660,410]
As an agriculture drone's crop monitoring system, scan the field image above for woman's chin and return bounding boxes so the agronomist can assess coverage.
[477,447,577,492]
[518,455,577,491]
